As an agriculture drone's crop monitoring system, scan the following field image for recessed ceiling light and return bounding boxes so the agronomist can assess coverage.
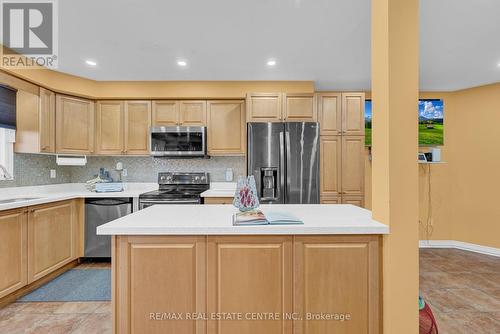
[266,59,277,67]
[177,60,187,67]
[85,60,97,66]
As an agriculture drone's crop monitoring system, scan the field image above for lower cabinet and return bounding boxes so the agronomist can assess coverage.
[114,236,207,334]
[204,197,233,205]
[113,235,380,334]
[28,200,78,283]
[0,200,79,300]
[294,236,379,334]
[0,209,28,298]
[207,236,293,334]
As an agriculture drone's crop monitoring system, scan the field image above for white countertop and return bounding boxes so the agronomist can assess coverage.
[0,183,158,211]
[200,182,236,198]
[97,204,389,235]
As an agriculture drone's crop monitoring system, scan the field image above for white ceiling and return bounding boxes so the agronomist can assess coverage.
[56,0,500,91]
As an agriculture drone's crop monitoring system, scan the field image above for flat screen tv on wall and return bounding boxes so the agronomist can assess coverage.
[364,99,444,146]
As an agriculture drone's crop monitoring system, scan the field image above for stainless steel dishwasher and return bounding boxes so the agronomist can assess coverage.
[85,198,132,258]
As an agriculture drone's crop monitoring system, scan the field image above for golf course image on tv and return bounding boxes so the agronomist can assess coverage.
[364,99,444,146]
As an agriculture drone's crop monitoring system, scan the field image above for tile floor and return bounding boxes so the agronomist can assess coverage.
[420,248,500,333]
[0,262,112,334]
[1,251,499,333]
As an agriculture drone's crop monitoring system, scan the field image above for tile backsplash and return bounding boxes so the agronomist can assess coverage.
[0,154,246,187]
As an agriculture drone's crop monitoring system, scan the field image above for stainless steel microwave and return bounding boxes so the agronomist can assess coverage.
[150,126,207,157]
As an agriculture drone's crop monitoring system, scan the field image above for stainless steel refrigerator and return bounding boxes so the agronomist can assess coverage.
[247,122,320,204]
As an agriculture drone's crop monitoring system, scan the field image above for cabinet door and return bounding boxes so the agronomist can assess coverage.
[342,195,364,208]
[320,136,342,198]
[125,101,151,155]
[342,136,365,196]
[207,236,293,334]
[96,101,124,155]
[294,236,380,334]
[342,92,365,136]
[207,100,245,156]
[246,93,282,122]
[318,93,342,135]
[284,93,316,121]
[14,89,40,153]
[39,87,56,153]
[28,201,76,283]
[152,100,179,126]
[56,95,95,154]
[0,209,27,298]
[180,100,207,126]
[114,236,206,334]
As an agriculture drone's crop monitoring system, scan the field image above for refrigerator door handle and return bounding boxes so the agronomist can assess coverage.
[279,131,285,201]
[285,131,291,201]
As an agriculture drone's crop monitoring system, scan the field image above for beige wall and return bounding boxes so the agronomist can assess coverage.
[366,84,500,248]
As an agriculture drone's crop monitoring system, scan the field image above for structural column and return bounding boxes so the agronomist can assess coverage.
[371,0,419,333]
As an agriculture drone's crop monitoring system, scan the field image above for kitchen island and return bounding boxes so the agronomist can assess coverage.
[98,204,388,334]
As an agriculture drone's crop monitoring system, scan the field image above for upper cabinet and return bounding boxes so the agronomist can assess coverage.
[207,100,245,156]
[342,92,365,136]
[152,100,206,126]
[179,101,206,126]
[283,93,316,121]
[246,93,283,122]
[56,95,95,154]
[318,92,365,136]
[318,93,342,135]
[39,88,56,153]
[96,101,124,155]
[152,101,179,126]
[124,101,151,155]
[14,89,40,153]
[96,100,151,155]
[246,92,317,122]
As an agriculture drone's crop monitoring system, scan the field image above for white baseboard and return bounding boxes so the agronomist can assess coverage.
[419,240,500,258]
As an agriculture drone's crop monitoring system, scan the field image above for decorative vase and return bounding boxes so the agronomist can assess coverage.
[233,176,259,211]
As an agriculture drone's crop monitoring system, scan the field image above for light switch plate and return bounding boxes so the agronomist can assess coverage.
[50,169,56,178]
[122,169,128,177]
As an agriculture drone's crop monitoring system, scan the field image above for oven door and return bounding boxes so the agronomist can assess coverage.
[150,126,207,157]
[139,198,201,210]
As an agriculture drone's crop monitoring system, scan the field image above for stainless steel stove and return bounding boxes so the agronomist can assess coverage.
[139,172,210,210]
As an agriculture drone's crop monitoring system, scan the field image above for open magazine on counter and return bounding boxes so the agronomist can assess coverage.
[232,209,303,226]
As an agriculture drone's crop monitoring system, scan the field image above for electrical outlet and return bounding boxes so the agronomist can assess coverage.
[122,168,128,177]
[50,169,56,179]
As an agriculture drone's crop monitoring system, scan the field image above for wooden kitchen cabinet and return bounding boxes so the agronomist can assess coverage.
[320,195,340,204]
[207,236,293,334]
[14,89,41,153]
[318,92,342,135]
[342,196,365,208]
[152,100,179,126]
[96,101,124,155]
[320,136,342,198]
[56,95,95,154]
[342,92,365,136]
[39,87,56,153]
[27,200,78,283]
[207,100,245,156]
[179,100,207,126]
[294,235,379,334]
[246,92,283,122]
[283,93,316,121]
[342,136,365,197]
[204,197,234,204]
[114,236,207,334]
[0,209,28,299]
[124,101,151,155]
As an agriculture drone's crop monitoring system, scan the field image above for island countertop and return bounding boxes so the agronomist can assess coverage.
[97,204,389,235]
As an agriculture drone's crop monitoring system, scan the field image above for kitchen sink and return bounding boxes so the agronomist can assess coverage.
[0,197,42,204]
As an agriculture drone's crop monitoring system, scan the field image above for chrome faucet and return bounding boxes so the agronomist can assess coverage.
[0,164,12,180]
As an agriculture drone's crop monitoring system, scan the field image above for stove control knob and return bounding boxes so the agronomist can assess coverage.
[195,176,200,182]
